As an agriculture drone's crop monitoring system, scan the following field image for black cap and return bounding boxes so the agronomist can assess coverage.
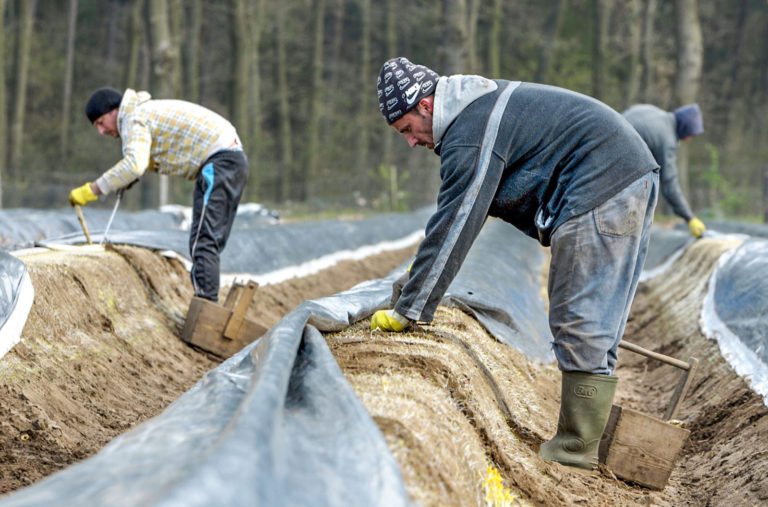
[85,87,123,123]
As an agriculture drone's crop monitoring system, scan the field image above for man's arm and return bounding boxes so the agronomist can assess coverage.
[393,146,506,323]
[94,120,152,195]
[659,143,695,222]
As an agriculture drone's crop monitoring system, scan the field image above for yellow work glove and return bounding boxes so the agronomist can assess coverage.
[688,217,706,238]
[69,182,98,206]
[371,309,410,332]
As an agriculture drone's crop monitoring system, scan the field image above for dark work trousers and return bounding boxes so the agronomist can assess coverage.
[189,148,249,302]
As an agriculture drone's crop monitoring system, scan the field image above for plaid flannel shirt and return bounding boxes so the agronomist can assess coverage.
[95,89,238,195]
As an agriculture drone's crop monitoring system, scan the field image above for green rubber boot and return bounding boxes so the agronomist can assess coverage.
[539,371,617,470]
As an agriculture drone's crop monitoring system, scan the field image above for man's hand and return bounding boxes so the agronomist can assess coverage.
[371,309,411,332]
[69,182,98,206]
[688,217,706,238]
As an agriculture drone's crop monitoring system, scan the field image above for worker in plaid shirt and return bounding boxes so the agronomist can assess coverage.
[70,87,249,303]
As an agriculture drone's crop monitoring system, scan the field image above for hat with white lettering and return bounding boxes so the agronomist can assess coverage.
[377,57,440,124]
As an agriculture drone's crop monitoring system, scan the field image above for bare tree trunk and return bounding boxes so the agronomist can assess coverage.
[184,0,201,103]
[0,0,7,207]
[60,0,78,165]
[275,3,293,202]
[355,0,371,176]
[535,0,567,84]
[639,0,656,102]
[149,0,179,206]
[591,0,611,100]
[438,0,467,75]
[149,0,178,100]
[465,0,480,74]
[306,0,326,201]
[623,0,641,109]
[9,0,36,180]
[719,0,748,149]
[673,0,703,195]
[246,0,265,200]
[125,0,143,88]
[232,0,249,136]
[488,0,502,77]
[168,0,183,98]
[381,0,397,166]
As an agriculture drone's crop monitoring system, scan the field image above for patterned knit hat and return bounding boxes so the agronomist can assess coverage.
[85,87,123,123]
[673,103,704,139]
[377,57,440,124]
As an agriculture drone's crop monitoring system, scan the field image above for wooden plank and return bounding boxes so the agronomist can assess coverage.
[600,405,689,490]
[181,296,267,359]
[223,281,258,340]
[222,283,244,310]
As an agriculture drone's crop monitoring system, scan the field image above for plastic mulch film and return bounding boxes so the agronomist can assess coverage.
[0,251,34,360]
[0,218,552,506]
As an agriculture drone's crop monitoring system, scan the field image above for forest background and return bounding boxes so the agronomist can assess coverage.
[0,0,766,220]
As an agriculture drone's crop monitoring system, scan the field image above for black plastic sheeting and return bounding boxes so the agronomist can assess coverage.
[0,218,552,506]
[0,208,182,250]
[37,208,436,276]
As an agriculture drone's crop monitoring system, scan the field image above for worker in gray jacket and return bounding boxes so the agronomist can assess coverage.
[622,103,706,237]
[371,57,660,471]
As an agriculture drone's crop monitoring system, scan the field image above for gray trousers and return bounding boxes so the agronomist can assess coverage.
[547,170,659,374]
[190,149,249,302]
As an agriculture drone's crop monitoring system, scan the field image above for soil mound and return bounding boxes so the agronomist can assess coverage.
[326,237,767,506]
[0,243,416,495]
[1,236,766,505]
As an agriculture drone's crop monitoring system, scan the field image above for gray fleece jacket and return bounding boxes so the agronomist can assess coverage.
[394,76,658,323]
[622,104,694,221]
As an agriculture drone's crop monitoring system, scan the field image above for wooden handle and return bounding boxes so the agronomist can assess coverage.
[618,340,691,370]
[75,205,92,245]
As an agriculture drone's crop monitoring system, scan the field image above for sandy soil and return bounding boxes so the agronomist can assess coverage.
[0,243,416,495]
[1,236,766,505]
[326,237,768,506]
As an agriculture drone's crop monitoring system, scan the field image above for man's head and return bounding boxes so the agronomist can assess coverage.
[377,57,440,147]
[673,103,704,141]
[85,87,122,137]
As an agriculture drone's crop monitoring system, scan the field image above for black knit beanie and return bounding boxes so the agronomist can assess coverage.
[377,57,440,124]
[85,87,123,123]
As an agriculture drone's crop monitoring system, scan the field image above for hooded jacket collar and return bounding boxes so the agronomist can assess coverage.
[118,88,152,135]
[432,75,498,146]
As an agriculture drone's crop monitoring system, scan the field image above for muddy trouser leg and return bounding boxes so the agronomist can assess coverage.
[547,170,659,374]
[189,149,249,302]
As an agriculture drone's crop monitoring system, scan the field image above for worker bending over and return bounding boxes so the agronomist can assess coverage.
[371,57,659,471]
[623,103,706,237]
[70,88,248,303]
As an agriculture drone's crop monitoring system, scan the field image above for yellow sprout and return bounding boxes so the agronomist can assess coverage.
[482,465,515,506]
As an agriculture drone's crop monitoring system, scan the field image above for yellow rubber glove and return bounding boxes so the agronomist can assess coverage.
[688,217,706,238]
[69,182,98,206]
[371,309,410,332]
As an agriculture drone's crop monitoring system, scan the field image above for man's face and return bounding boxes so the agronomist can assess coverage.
[94,109,119,138]
[391,105,434,149]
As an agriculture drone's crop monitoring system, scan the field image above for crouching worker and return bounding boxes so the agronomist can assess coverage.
[69,87,248,303]
[370,57,659,470]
